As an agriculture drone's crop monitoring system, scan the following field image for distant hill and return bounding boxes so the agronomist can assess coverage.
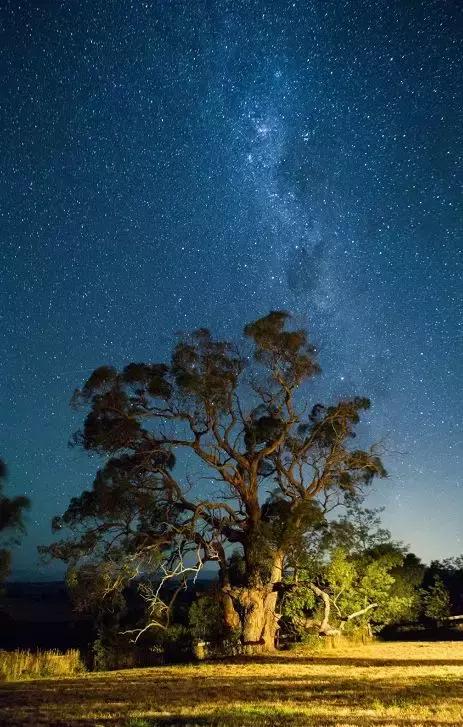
[7,565,66,582]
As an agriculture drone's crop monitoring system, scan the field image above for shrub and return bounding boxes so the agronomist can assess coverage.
[189,593,243,658]
[189,593,224,643]
[299,631,324,651]
[163,624,193,661]
[92,631,165,671]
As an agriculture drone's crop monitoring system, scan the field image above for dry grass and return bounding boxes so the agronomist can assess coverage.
[1,641,463,726]
[0,648,85,681]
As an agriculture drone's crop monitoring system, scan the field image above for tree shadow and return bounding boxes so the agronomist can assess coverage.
[139,718,463,727]
[246,654,463,667]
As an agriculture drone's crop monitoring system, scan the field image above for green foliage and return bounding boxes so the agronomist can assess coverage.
[92,631,165,671]
[189,593,225,643]
[92,634,113,672]
[188,592,242,657]
[244,310,320,383]
[281,582,318,637]
[332,546,420,631]
[283,502,423,640]
[386,552,424,623]
[65,562,128,614]
[423,576,451,625]
[91,611,133,671]
[228,550,247,586]
[162,624,193,661]
[92,636,128,671]
[325,498,394,553]
[299,631,324,650]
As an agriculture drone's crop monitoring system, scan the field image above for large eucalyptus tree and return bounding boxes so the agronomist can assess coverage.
[43,312,385,651]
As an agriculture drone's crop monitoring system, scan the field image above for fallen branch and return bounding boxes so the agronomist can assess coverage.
[341,602,378,627]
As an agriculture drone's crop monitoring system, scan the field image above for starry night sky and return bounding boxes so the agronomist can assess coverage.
[1,0,462,578]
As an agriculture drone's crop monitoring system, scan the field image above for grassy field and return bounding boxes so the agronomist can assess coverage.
[1,641,463,726]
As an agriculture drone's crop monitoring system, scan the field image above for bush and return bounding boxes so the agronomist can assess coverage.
[0,649,85,681]
[299,631,324,650]
[92,631,164,671]
[189,593,224,643]
[163,624,193,661]
[189,593,243,658]
[92,635,118,671]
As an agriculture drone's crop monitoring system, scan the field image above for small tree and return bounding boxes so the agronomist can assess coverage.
[189,590,228,644]
[424,557,463,616]
[423,576,451,626]
[0,459,30,583]
[41,312,386,652]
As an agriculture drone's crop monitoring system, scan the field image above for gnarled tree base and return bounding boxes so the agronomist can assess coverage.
[222,585,279,653]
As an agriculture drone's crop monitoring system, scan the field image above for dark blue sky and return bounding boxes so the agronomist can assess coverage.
[1,0,462,577]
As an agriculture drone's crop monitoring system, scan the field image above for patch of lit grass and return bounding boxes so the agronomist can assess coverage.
[0,648,85,681]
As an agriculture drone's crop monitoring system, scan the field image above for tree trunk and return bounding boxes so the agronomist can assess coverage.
[221,584,279,653]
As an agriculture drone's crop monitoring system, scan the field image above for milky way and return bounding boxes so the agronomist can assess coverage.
[1,0,462,576]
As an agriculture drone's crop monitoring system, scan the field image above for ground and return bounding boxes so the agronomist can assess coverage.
[1,641,463,726]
